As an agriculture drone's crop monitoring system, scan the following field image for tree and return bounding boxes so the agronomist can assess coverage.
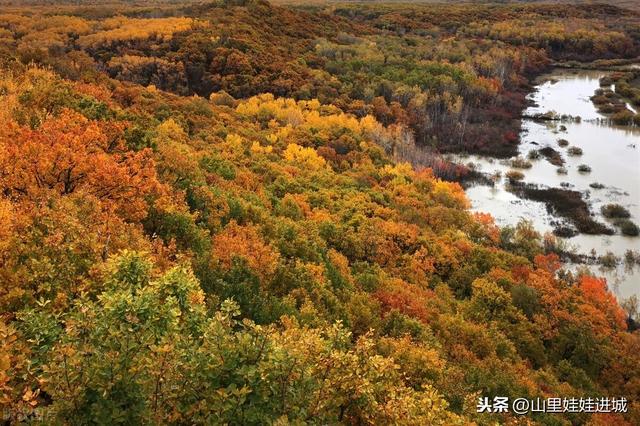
[0,109,164,223]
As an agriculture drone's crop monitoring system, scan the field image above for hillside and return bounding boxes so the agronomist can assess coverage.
[1,1,640,424]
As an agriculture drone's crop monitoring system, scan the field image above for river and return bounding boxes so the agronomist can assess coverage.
[455,69,640,300]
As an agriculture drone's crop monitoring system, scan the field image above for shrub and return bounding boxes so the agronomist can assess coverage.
[601,203,631,218]
[599,76,613,86]
[599,251,618,268]
[598,103,624,114]
[506,170,525,183]
[510,157,532,169]
[210,90,237,107]
[567,146,583,156]
[528,150,540,160]
[539,146,564,166]
[589,182,605,189]
[505,170,524,184]
[556,167,568,174]
[557,139,569,147]
[553,226,576,237]
[615,219,640,236]
[577,164,591,173]
[510,284,541,319]
[611,110,634,125]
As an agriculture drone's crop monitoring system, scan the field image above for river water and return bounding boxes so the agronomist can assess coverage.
[455,69,640,299]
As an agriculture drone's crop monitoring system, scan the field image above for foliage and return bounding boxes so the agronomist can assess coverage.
[601,203,631,219]
[0,1,639,425]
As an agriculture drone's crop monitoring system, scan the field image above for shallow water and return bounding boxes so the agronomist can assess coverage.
[457,69,640,299]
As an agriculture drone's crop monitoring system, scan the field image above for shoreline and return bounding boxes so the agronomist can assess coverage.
[455,66,640,292]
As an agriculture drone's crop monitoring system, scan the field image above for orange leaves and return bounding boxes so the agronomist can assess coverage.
[367,220,421,267]
[375,278,436,323]
[0,199,16,257]
[0,109,164,222]
[472,212,500,244]
[211,221,280,283]
[533,253,561,274]
[578,276,627,332]
[406,246,437,283]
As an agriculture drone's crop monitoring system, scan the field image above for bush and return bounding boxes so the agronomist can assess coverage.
[527,150,540,160]
[598,103,623,114]
[577,164,591,173]
[557,139,569,147]
[601,203,631,218]
[615,219,640,236]
[556,167,568,174]
[210,90,237,107]
[511,284,541,319]
[591,94,609,105]
[510,157,532,169]
[611,110,634,125]
[599,76,613,86]
[539,146,563,166]
[567,146,583,156]
[599,251,618,268]
[589,182,605,189]
[506,170,525,183]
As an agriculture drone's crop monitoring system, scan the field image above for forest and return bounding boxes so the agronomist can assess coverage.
[1,0,640,424]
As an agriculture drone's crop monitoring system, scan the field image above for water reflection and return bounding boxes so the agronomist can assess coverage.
[457,69,640,298]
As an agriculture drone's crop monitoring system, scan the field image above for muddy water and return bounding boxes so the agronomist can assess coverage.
[456,69,640,299]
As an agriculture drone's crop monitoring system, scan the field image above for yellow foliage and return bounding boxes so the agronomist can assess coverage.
[224,133,246,155]
[156,119,187,145]
[283,144,326,170]
[78,17,197,48]
[432,180,470,209]
[250,141,273,154]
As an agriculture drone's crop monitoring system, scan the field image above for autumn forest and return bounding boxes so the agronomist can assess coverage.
[1,0,640,424]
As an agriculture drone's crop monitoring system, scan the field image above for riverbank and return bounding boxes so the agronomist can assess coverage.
[454,67,640,298]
